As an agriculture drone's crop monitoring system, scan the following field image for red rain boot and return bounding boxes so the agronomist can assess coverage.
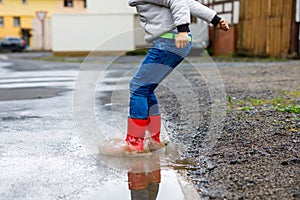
[125,117,149,153]
[147,115,166,151]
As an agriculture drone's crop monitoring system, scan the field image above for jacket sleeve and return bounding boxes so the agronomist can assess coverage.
[186,0,217,23]
[129,0,191,26]
[167,0,191,27]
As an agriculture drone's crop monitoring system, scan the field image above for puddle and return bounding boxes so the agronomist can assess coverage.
[0,87,70,101]
[0,115,41,121]
[93,137,201,200]
[85,146,200,200]
[83,169,188,200]
[85,67,202,199]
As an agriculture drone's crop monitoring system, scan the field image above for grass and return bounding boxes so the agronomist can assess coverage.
[272,104,300,114]
[227,92,300,114]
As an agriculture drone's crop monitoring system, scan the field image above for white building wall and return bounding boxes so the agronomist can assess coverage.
[52,14,135,52]
[87,0,135,14]
[52,0,137,53]
[32,18,52,50]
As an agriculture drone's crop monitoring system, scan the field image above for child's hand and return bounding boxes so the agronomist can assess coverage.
[175,32,189,48]
[217,18,230,31]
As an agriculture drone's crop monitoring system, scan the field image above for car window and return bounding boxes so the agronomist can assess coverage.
[1,38,22,44]
[6,38,20,43]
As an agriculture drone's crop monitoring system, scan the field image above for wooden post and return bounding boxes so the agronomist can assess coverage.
[290,0,299,55]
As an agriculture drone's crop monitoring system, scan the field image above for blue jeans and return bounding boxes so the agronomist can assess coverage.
[129,35,192,119]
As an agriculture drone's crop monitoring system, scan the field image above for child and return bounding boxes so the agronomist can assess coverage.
[125,0,229,153]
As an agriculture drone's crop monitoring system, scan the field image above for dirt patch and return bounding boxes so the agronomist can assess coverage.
[158,61,300,199]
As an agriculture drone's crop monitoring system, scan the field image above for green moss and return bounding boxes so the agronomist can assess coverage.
[273,104,300,114]
[238,106,253,111]
[227,92,300,114]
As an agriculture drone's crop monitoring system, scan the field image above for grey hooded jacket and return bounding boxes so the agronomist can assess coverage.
[128,0,218,42]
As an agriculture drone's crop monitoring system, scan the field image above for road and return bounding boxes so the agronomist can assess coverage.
[0,53,200,200]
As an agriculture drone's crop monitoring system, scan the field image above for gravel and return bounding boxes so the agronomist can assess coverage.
[157,60,300,199]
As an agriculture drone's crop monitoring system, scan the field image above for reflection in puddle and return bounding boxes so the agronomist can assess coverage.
[127,154,161,200]
[85,168,186,200]
[84,144,200,200]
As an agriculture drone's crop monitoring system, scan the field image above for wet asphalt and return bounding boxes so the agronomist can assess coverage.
[0,52,200,200]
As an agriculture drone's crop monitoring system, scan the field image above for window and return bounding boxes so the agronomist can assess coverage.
[13,17,20,27]
[64,0,73,7]
[0,17,3,27]
[22,0,27,4]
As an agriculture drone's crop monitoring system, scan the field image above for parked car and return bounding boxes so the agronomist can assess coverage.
[0,37,26,52]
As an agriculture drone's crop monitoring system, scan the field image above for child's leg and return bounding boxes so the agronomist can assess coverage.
[126,40,191,152]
